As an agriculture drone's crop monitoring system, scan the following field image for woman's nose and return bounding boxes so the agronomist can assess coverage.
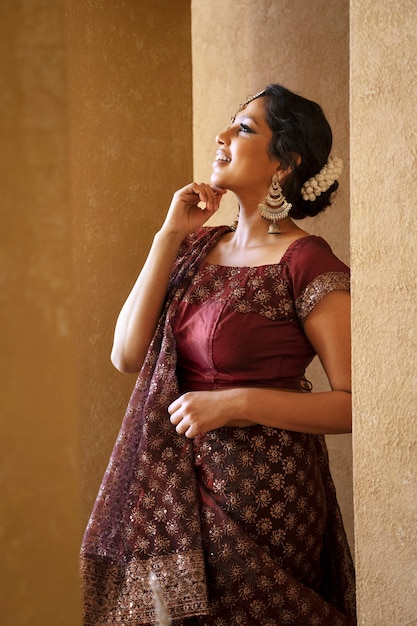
[216,127,231,145]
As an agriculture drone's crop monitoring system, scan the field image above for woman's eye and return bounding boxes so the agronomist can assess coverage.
[239,123,253,134]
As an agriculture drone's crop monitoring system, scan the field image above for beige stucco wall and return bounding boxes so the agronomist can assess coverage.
[0,2,82,624]
[351,1,417,623]
[192,0,354,550]
[0,1,192,624]
[3,1,416,623]
[66,0,193,524]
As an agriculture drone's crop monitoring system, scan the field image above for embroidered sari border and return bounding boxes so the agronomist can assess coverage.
[81,550,209,624]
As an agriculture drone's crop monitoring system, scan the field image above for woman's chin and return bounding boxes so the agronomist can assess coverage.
[210,171,227,188]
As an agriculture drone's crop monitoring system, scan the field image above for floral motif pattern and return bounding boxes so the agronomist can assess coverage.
[183,262,349,328]
[171,426,356,625]
[81,227,355,626]
[184,263,295,322]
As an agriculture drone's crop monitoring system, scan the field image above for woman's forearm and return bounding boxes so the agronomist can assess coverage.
[111,229,184,373]
[169,386,352,438]
[111,183,226,374]
[234,387,352,434]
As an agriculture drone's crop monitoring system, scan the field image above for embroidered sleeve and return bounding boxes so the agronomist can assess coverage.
[295,271,350,325]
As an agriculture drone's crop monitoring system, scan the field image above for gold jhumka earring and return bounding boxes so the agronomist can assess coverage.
[258,173,292,234]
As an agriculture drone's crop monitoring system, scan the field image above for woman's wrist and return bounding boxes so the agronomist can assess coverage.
[153,228,186,252]
[220,388,252,426]
[155,224,185,240]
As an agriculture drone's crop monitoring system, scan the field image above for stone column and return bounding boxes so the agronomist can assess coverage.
[351,1,417,623]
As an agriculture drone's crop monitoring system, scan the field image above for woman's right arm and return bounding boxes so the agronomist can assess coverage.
[110,182,226,374]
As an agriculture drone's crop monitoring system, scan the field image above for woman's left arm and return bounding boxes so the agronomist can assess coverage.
[168,290,351,437]
[268,288,352,434]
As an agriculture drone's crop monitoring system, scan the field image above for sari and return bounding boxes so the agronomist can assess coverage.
[80,226,356,625]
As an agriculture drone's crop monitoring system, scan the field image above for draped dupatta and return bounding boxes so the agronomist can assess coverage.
[80,226,231,625]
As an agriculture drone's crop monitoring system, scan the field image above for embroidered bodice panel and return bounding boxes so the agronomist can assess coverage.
[171,236,349,393]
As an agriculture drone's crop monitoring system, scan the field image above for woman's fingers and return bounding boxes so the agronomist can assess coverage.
[167,398,184,430]
[167,397,181,417]
[189,182,226,211]
[168,409,194,438]
[168,394,198,438]
[164,182,227,235]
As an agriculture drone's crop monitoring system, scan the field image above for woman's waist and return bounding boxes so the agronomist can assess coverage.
[177,371,307,393]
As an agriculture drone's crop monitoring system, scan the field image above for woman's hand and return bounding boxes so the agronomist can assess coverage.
[168,390,254,439]
[111,182,226,375]
[161,182,227,237]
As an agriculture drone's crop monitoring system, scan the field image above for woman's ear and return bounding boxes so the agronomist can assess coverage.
[276,164,293,183]
[292,153,302,167]
[276,153,301,180]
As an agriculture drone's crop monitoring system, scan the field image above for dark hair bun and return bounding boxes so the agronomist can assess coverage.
[261,84,338,218]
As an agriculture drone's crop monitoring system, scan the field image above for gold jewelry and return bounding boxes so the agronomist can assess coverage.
[230,90,266,125]
[258,173,292,234]
[230,204,240,231]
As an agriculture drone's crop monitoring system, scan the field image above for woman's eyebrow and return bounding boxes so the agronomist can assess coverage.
[235,114,260,127]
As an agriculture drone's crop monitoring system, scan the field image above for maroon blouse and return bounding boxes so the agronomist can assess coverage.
[172,235,349,394]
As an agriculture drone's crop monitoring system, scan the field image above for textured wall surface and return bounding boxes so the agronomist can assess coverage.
[66,0,193,520]
[351,1,417,623]
[192,0,354,549]
[4,1,415,623]
[0,1,81,624]
[0,1,192,624]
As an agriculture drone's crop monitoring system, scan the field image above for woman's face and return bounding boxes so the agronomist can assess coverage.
[210,97,281,199]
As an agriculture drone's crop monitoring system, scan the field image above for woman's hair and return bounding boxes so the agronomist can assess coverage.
[259,84,338,219]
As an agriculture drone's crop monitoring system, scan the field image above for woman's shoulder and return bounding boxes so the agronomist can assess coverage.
[279,236,350,323]
[283,234,333,258]
[283,235,349,272]
[281,235,350,299]
[176,225,231,264]
[184,225,230,243]
[178,225,230,255]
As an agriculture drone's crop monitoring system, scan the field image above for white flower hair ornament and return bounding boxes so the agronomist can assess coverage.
[301,156,343,201]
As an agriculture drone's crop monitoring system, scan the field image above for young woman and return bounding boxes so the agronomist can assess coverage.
[81,84,356,626]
